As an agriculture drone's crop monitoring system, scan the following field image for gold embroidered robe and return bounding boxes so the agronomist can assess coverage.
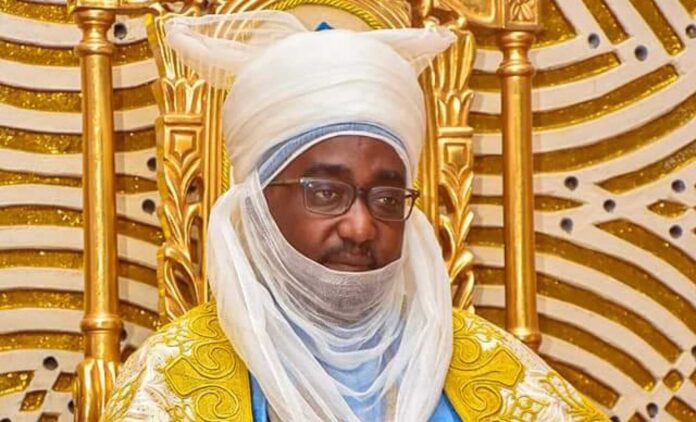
[102,302,608,421]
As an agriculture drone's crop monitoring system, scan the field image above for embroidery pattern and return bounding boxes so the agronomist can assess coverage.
[539,371,608,421]
[163,302,253,421]
[105,305,608,421]
[444,310,526,420]
[443,310,609,421]
[101,303,253,421]
[101,357,148,421]
[500,391,548,421]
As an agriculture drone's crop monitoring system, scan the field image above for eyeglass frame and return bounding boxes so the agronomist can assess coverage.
[266,177,421,222]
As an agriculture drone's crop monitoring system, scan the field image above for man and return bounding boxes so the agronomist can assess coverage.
[103,11,607,421]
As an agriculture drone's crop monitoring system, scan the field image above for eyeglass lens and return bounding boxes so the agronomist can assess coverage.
[303,179,414,221]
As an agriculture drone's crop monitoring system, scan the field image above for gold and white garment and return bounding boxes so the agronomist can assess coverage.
[102,302,608,421]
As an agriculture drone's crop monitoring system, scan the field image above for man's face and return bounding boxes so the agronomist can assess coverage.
[264,136,407,272]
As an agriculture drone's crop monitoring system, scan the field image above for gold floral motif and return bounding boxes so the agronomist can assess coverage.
[155,77,209,320]
[423,26,476,310]
[100,360,148,421]
[444,309,526,420]
[148,3,221,321]
[102,303,250,421]
[447,310,608,420]
[162,303,252,421]
[470,0,570,49]
[104,304,609,420]
[509,0,536,23]
[500,391,547,421]
[539,372,609,421]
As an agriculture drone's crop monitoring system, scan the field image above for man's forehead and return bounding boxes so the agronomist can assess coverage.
[300,135,403,159]
[293,135,407,180]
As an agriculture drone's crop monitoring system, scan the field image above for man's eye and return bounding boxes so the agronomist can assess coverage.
[309,186,345,206]
[315,190,339,200]
[374,195,403,208]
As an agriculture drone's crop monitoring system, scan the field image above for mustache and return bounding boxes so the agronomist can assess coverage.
[318,242,377,267]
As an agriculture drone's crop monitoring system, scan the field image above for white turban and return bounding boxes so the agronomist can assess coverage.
[166,11,456,422]
[165,11,455,183]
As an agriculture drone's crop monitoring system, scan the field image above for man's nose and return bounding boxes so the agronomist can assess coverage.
[336,198,377,244]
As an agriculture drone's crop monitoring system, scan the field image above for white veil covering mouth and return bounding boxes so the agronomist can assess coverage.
[166,11,456,421]
[208,174,453,421]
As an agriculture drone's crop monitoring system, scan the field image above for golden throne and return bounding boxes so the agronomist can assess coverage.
[2,0,685,418]
[148,0,480,323]
[67,0,542,419]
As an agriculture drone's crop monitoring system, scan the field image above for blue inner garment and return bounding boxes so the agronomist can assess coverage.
[249,373,461,421]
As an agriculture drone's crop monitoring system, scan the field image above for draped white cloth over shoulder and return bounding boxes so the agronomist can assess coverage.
[166,11,456,422]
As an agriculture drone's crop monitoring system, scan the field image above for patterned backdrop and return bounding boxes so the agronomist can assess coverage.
[0,1,160,420]
[468,1,696,421]
[0,0,694,421]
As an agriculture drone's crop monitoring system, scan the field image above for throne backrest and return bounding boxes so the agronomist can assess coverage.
[146,0,476,323]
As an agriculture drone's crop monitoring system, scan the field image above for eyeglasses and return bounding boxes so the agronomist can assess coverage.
[268,177,420,222]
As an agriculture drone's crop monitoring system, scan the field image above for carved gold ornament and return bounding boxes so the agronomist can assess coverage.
[423,26,477,309]
[508,0,536,23]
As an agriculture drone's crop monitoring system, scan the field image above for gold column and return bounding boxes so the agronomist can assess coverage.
[73,8,122,420]
[497,30,541,350]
